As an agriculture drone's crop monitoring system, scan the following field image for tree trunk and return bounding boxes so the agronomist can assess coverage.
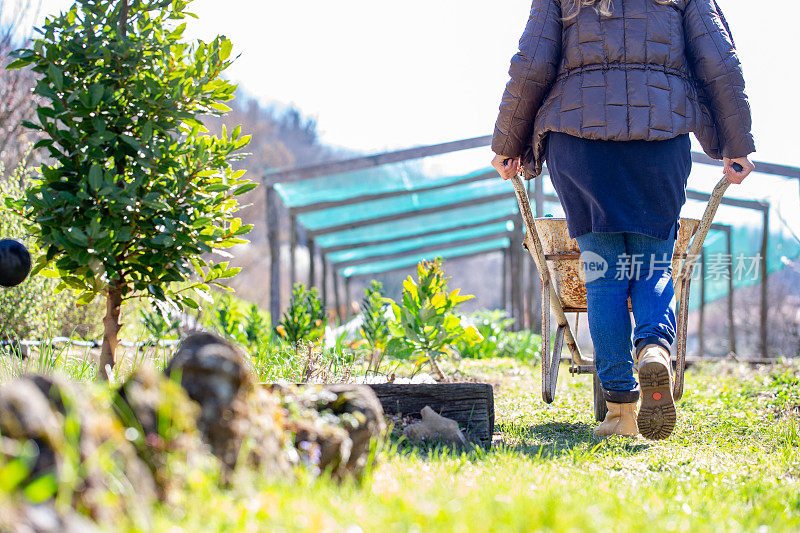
[97,283,123,380]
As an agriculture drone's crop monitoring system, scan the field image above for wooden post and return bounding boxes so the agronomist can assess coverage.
[509,219,523,331]
[267,185,281,328]
[322,254,329,313]
[333,269,342,324]
[698,249,706,357]
[531,174,545,330]
[502,247,508,313]
[344,276,352,321]
[289,216,297,290]
[760,207,769,358]
[726,227,737,355]
[308,237,316,288]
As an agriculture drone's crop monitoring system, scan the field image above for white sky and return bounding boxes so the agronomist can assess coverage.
[9,0,800,232]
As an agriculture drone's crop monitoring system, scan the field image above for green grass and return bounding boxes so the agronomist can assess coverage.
[144,359,799,532]
[2,348,797,531]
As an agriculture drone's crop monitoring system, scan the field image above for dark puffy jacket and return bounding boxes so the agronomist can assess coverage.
[492,0,756,179]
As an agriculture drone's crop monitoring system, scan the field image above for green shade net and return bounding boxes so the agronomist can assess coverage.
[340,238,510,278]
[297,177,514,232]
[315,197,523,249]
[688,225,800,310]
[327,220,514,264]
[273,165,494,209]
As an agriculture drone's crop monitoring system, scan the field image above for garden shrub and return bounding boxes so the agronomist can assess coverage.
[0,161,69,340]
[384,258,482,379]
[457,309,542,361]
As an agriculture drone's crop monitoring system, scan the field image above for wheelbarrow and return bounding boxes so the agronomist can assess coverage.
[509,173,732,421]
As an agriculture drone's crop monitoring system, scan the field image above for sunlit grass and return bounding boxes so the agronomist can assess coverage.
[150,359,799,532]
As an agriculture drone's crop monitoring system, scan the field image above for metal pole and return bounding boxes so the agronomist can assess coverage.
[760,207,769,358]
[726,227,737,355]
[267,185,281,327]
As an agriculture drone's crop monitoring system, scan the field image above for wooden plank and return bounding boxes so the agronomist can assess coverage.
[366,383,495,446]
[686,189,767,211]
[265,135,800,187]
[264,135,493,184]
[691,152,800,179]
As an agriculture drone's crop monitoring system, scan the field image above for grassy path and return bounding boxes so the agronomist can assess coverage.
[154,359,799,532]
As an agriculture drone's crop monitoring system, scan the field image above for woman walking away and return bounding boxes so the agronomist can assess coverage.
[491,0,755,440]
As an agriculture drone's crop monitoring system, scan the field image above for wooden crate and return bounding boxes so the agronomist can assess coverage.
[366,383,494,446]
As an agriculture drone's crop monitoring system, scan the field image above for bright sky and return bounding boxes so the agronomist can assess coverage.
[10,0,800,232]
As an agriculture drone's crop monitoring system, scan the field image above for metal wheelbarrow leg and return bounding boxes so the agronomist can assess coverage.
[510,175,588,403]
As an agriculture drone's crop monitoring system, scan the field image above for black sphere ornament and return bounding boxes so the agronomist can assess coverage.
[0,239,32,288]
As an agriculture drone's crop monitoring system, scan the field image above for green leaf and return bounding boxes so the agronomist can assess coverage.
[88,164,103,191]
[219,39,233,61]
[0,459,29,492]
[23,474,58,503]
[5,58,33,70]
[232,182,257,196]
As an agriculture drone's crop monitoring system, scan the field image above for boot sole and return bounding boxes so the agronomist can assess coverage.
[637,361,676,440]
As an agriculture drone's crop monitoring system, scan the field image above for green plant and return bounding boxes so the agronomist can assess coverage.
[7,0,254,378]
[242,303,270,346]
[276,283,325,347]
[359,280,390,350]
[456,309,542,361]
[384,258,482,380]
[139,302,181,340]
[0,159,70,340]
[209,293,244,341]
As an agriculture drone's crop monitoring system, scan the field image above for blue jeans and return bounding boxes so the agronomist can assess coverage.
[575,231,677,403]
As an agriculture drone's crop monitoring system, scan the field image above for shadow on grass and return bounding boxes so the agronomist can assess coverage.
[493,421,650,459]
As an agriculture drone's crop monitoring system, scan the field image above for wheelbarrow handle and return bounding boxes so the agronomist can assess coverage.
[682,173,734,277]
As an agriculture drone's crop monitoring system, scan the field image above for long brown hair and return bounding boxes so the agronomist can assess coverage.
[563,0,677,20]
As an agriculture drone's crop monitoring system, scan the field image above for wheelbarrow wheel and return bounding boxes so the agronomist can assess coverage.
[593,373,608,422]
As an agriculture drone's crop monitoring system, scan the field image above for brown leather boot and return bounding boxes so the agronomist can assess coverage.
[593,402,639,438]
[636,344,676,440]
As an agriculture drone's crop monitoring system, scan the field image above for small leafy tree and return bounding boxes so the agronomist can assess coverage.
[359,280,390,351]
[6,0,254,378]
[276,283,325,347]
[384,258,482,380]
[359,280,391,375]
